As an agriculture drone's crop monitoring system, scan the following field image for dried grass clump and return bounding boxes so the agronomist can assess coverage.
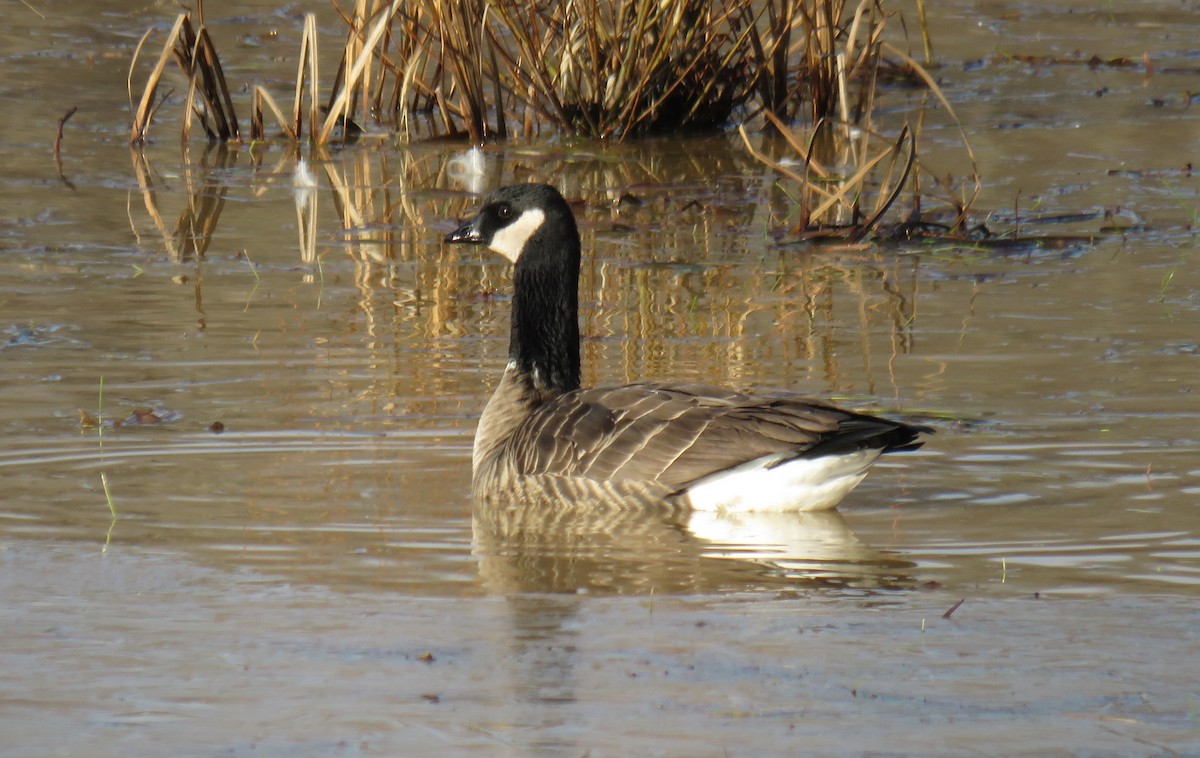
[481,0,776,138]
[128,0,945,144]
[375,0,918,140]
[736,0,983,240]
[129,14,239,144]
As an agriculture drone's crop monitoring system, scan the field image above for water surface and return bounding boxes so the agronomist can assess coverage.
[1,0,1198,754]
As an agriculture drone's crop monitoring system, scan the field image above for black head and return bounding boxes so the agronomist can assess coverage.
[444,183,583,396]
[444,184,579,264]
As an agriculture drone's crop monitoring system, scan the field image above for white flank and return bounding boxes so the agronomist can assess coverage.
[489,208,545,263]
[683,448,884,513]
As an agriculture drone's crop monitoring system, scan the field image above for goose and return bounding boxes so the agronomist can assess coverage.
[444,183,931,512]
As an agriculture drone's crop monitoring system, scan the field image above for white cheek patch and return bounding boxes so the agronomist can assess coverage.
[488,208,545,263]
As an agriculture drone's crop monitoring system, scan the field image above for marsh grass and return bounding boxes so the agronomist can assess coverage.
[722,0,989,240]
[741,112,918,237]
[129,0,946,145]
[743,109,984,241]
[130,14,240,144]
[370,0,914,140]
[481,0,772,138]
[126,0,977,238]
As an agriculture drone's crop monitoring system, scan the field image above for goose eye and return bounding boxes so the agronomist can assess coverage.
[495,203,514,221]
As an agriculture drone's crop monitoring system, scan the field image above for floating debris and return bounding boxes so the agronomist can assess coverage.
[942,598,966,620]
[79,407,183,429]
[448,148,488,194]
[2,323,80,350]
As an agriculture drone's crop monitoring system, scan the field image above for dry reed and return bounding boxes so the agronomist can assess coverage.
[126,0,981,238]
[129,14,239,144]
[128,0,948,145]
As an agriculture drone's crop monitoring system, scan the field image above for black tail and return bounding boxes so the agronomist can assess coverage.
[802,416,933,460]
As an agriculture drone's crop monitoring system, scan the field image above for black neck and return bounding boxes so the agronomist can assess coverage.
[509,226,581,396]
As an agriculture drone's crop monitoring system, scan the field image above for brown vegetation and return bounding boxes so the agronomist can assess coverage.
[129,0,939,143]
[126,0,989,239]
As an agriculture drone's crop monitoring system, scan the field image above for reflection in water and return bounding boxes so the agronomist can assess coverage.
[686,509,901,584]
[125,141,932,405]
[19,137,1188,602]
[473,489,914,595]
[479,493,919,754]
[502,595,584,757]
[129,145,235,263]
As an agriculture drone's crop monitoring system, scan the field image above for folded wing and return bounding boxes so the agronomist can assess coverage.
[504,382,923,490]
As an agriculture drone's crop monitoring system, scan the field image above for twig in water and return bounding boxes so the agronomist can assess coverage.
[102,498,118,553]
[54,106,78,188]
[241,250,261,282]
[942,598,965,619]
[241,250,262,310]
[102,472,117,520]
[54,106,78,159]
[97,376,118,553]
[97,375,106,445]
[1013,189,1022,239]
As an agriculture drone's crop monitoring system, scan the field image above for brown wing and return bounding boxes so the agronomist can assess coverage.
[503,382,920,489]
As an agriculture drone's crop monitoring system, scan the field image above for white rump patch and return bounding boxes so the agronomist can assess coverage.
[489,208,545,263]
[683,448,884,513]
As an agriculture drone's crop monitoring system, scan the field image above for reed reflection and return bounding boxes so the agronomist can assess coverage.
[129,144,235,264]
[123,144,936,599]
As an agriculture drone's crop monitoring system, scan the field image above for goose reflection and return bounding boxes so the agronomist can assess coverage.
[473,486,914,595]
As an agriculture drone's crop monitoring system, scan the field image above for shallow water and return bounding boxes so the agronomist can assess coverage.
[2,0,1199,754]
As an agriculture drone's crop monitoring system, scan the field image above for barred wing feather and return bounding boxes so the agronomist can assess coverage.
[504,383,885,491]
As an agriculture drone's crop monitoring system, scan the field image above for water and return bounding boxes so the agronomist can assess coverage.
[2,0,1198,754]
